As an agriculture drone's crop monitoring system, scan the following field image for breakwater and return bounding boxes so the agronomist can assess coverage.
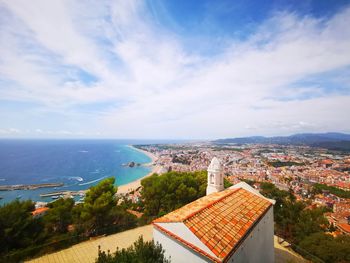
[0,183,64,191]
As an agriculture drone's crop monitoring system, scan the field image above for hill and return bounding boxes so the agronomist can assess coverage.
[214,132,350,151]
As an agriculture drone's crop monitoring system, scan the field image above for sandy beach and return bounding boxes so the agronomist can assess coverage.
[116,146,161,194]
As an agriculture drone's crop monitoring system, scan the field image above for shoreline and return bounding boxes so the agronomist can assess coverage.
[117,146,160,194]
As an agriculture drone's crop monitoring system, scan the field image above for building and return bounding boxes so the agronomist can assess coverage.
[206,157,224,195]
[31,207,49,218]
[337,223,350,235]
[153,157,275,263]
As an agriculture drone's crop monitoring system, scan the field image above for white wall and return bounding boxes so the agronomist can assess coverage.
[153,227,212,263]
[226,207,274,263]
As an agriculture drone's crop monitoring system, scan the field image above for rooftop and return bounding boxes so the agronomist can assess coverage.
[337,223,350,234]
[31,207,49,216]
[153,187,272,262]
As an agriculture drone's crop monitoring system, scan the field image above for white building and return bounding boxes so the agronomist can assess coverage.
[153,157,275,263]
[206,157,224,195]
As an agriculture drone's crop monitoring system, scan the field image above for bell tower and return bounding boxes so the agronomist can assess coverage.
[206,157,224,195]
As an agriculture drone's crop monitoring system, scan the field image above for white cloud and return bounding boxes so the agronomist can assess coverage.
[0,1,350,138]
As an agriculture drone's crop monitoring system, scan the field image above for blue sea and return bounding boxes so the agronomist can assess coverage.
[0,139,166,205]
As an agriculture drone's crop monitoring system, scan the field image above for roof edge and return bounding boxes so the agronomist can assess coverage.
[153,222,221,263]
[229,182,276,205]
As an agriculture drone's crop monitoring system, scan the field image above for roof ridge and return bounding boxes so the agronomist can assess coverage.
[183,188,241,222]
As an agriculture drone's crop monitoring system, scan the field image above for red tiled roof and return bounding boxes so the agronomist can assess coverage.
[337,223,350,234]
[321,159,333,165]
[153,188,272,262]
[31,207,49,216]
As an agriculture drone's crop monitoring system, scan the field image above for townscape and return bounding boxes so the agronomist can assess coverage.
[135,143,350,235]
[1,0,350,261]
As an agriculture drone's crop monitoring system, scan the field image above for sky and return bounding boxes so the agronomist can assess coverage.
[0,0,350,140]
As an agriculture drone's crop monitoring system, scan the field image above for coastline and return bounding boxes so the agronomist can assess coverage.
[117,145,160,194]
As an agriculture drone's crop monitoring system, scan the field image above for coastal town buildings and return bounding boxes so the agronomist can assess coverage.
[140,143,350,236]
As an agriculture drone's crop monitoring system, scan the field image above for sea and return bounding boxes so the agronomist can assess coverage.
[0,139,173,205]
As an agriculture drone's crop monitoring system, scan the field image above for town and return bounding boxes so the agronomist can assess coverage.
[135,142,350,235]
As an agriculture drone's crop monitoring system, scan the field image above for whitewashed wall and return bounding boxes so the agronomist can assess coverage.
[226,207,274,263]
[153,227,212,263]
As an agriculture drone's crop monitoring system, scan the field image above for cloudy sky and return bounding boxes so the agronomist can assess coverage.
[1,0,350,139]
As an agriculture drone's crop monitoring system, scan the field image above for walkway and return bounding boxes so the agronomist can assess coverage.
[27,226,307,263]
[26,225,153,263]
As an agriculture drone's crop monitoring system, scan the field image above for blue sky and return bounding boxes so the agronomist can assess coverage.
[0,0,350,139]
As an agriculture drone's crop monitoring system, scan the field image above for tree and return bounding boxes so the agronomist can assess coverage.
[141,171,207,217]
[96,236,170,263]
[0,200,44,255]
[299,232,350,263]
[44,198,74,233]
[294,207,328,243]
[260,182,329,244]
[73,177,118,234]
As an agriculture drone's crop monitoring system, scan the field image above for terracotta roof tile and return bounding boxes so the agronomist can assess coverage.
[154,188,272,261]
[31,207,49,216]
[338,223,350,233]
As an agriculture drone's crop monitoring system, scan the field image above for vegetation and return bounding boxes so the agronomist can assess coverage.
[73,177,136,235]
[0,177,138,262]
[313,183,350,199]
[224,178,233,188]
[141,171,207,217]
[211,146,244,152]
[45,198,74,233]
[96,236,170,263]
[171,155,191,165]
[238,178,255,186]
[268,161,305,167]
[260,182,350,263]
[298,233,350,263]
[0,200,45,256]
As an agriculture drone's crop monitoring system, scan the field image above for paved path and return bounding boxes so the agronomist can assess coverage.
[274,236,309,263]
[26,225,153,263]
[27,226,307,263]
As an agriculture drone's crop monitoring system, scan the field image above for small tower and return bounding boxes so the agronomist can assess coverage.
[206,157,224,195]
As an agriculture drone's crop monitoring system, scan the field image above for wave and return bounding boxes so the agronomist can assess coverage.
[69,176,84,182]
[79,176,107,186]
[0,178,5,181]
[78,150,89,153]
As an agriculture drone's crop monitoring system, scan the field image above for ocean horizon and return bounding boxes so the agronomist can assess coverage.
[0,139,177,205]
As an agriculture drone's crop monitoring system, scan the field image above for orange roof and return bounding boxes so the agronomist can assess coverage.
[321,159,333,165]
[338,223,350,234]
[32,207,49,216]
[153,188,272,262]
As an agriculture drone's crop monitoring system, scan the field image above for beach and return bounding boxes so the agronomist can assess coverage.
[117,146,160,194]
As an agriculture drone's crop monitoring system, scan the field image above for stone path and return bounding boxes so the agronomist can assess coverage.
[26,225,153,263]
[27,226,307,263]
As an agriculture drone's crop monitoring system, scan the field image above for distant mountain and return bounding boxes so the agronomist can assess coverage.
[214,133,350,151]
